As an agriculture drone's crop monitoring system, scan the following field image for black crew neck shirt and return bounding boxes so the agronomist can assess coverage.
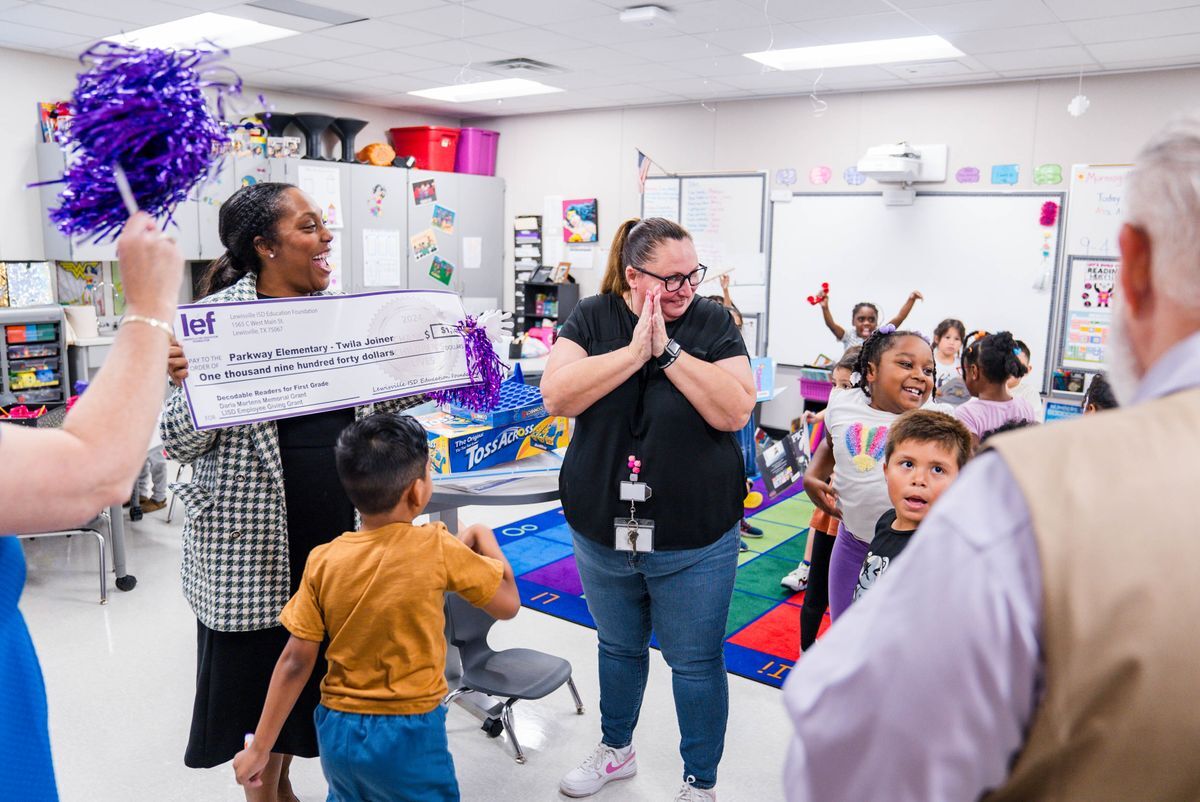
[854,509,916,601]
[556,293,749,551]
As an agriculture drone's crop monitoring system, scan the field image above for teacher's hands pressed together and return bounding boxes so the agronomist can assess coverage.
[541,217,754,801]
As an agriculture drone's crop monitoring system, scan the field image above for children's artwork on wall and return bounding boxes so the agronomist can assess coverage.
[0,264,8,307]
[842,166,866,186]
[412,179,437,206]
[990,164,1019,185]
[775,168,797,186]
[410,228,438,260]
[955,166,981,184]
[431,204,456,234]
[6,262,54,307]
[111,263,125,316]
[297,164,343,228]
[429,256,454,286]
[1034,163,1063,185]
[808,166,832,185]
[562,198,598,243]
[56,261,104,315]
[368,184,386,217]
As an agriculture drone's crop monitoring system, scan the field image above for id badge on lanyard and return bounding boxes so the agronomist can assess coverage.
[614,453,654,552]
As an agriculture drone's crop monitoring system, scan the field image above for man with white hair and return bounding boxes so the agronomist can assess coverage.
[782,115,1200,801]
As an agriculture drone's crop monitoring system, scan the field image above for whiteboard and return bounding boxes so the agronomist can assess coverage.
[766,192,1065,392]
[642,172,767,299]
[1064,164,1133,258]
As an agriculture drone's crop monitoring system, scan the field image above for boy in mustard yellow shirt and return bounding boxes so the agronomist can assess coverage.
[233,413,520,801]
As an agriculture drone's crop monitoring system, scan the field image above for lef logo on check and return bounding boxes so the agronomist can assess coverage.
[180,311,217,338]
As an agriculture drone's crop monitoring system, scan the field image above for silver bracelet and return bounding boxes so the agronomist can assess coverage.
[121,314,175,340]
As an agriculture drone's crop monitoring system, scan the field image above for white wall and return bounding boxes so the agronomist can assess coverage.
[0,47,458,261]
[473,66,1200,428]
[475,67,1200,301]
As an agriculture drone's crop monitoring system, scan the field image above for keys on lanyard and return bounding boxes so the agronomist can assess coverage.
[616,454,654,552]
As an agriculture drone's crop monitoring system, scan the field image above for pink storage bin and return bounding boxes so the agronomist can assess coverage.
[454,127,500,176]
[799,378,833,403]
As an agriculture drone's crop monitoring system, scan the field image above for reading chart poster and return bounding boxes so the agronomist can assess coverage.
[1062,256,1118,371]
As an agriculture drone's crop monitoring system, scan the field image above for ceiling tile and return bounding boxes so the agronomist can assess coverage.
[904,0,1059,34]
[1067,6,1200,44]
[382,5,525,37]
[398,39,517,64]
[460,26,591,57]
[403,63,518,85]
[650,76,741,98]
[977,45,1098,71]
[43,0,187,25]
[256,33,374,60]
[1087,32,1200,64]
[759,0,898,23]
[532,45,649,70]
[346,73,430,93]
[1041,0,1200,22]
[338,49,448,73]
[466,0,613,23]
[945,23,1080,54]
[225,46,314,70]
[0,21,90,49]
[0,4,128,38]
[611,34,733,61]
[281,59,382,82]
[285,0,446,15]
[880,58,986,79]
[668,0,778,35]
[669,52,778,77]
[797,11,933,44]
[693,22,820,53]
[540,12,691,44]
[319,20,448,49]
[580,83,689,101]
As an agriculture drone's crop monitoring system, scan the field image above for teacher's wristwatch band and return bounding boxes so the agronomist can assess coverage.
[656,339,682,369]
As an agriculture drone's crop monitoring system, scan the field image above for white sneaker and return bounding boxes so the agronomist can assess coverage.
[559,742,637,798]
[781,561,810,592]
[674,776,717,801]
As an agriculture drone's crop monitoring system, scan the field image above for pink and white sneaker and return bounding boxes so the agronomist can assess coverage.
[559,742,637,798]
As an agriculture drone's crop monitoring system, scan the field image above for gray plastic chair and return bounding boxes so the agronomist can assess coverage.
[442,593,584,763]
[17,510,110,604]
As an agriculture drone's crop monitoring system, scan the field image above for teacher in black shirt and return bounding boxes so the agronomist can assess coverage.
[543,217,755,800]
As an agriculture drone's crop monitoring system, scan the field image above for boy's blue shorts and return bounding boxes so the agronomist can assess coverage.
[315,704,460,802]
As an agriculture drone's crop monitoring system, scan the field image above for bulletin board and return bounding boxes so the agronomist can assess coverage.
[1057,255,1119,372]
[1063,163,1133,258]
[766,192,1066,392]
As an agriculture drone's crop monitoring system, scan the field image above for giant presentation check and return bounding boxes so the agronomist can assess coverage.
[175,290,475,430]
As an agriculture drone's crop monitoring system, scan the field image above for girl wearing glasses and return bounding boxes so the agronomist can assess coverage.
[542,217,756,802]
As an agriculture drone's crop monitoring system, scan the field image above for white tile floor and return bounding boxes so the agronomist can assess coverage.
[18,495,790,802]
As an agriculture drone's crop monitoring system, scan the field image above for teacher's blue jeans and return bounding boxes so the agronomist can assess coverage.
[571,524,739,790]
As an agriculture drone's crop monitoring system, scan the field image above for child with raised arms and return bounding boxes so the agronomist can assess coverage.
[816,289,923,351]
[233,413,520,801]
[802,327,952,619]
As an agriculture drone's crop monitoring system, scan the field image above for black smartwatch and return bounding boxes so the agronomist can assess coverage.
[656,338,682,369]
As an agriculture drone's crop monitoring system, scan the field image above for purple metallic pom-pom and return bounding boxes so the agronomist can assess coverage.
[48,42,239,243]
[429,317,506,411]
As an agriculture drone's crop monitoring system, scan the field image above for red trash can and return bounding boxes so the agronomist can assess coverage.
[388,126,460,171]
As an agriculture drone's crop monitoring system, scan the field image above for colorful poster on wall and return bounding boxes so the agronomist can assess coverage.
[412,179,437,206]
[410,228,438,260]
[430,204,456,233]
[56,261,104,315]
[428,256,454,286]
[563,198,598,243]
[6,262,54,307]
[1060,255,1119,371]
[0,264,8,307]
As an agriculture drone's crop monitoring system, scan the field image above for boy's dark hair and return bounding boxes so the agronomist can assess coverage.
[885,409,972,468]
[851,301,879,319]
[979,419,1038,446]
[1084,372,1119,410]
[933,318,967,343]
[854,329,931,397]
[334,413,429,516]
[835,345,861,373]
[962,330,1029,384]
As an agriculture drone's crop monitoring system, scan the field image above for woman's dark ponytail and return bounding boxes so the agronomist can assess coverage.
[599,217,692,296]
[197,182,293,298]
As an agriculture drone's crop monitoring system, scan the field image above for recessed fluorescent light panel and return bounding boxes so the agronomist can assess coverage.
[408,79,564,103]
[107,12,300,51]
[745,35,963,71]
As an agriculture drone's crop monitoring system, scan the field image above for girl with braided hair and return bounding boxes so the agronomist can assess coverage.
[953,330,1038,449]
[802,327,953,619]
[162,183,425,801]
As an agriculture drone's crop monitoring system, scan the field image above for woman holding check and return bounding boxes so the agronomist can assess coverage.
[541,217,756,802]
[162,183,423,802]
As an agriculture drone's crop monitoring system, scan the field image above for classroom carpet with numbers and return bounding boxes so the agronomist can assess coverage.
[494,481,830,689]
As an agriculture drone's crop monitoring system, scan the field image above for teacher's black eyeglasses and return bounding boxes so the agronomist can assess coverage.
[631,264,707,293]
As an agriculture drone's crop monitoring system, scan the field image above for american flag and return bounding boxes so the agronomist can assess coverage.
[637,149,651,194]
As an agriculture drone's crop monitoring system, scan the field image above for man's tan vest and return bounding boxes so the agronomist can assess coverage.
[984,387,1200,801]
